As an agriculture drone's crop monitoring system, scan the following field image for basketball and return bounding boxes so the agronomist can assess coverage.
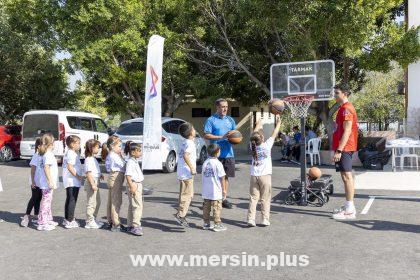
[308,167,322,180]
[269,98,285,115]
[227,130,243,145]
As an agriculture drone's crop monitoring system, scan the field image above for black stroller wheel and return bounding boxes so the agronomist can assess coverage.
[284,195,295,205]
[328,185,334,195]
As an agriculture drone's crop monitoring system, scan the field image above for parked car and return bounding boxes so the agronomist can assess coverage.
[0,125,22,162]
[114,117,207,173]
[20,110,112,160]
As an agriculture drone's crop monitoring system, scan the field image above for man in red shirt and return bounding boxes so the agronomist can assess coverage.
[331,84,358,220]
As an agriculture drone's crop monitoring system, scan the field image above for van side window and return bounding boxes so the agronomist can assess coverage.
[94,119,108,133]
[80,118,93,131]
[67,117,79,129]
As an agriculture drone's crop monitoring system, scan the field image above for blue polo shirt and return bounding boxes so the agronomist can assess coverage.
[204,114,236,158]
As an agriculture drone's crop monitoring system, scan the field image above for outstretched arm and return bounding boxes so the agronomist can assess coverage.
[271,117,282,139]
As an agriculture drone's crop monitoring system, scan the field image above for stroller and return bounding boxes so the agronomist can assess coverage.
[284,174,333,207]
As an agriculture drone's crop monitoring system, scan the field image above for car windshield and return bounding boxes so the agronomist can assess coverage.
[116,122,144,136]
[22,114,59,140]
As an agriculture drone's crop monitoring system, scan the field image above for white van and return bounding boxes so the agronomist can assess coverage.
[20,110,111,160]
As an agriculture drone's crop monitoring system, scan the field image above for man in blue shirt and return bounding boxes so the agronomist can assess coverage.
[204,98,236,209]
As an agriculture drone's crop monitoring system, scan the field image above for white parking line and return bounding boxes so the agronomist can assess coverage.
[361,197,375,215]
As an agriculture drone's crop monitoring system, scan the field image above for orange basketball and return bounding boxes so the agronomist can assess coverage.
[269,98,285,115]
[308,167,322,180]
[227,130,243,145]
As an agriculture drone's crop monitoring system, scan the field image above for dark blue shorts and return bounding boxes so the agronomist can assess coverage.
[335,152,354,172]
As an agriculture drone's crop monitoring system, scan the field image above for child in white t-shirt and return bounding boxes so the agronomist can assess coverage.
[125,142,144,236]
[84,139,104,229]
[174,122,197,227]
[62,135,84,229]
[37,133,59,231]
[247,118,282,227]
[201,144,227,232]
[20,137,43,227]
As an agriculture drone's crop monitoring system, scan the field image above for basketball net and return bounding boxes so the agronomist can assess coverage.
[283,95,314,118]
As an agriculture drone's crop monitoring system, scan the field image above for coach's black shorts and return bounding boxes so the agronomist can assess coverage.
[219,157,236,178]
[335,152,354,172]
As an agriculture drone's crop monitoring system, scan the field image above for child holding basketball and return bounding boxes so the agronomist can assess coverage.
[125,142,144,236]
[201,144,227,232]
[174,122,197,227]
[247,118,282,227]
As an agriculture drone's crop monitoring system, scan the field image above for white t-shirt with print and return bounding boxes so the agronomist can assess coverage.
[38,150,59,190]
[250,137,274,176]
[105,152,126,173]
[177,139,197,180]
[84,156,101,179]
[28,153,42,186]
[125,157,144,183]
[62,149,83,188]
[201,158,226,200]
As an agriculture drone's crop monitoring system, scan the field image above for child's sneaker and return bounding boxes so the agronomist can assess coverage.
[85,220,100,229]
[213,223,227,232]
[202,223,214,230]
[261,219,270,226]
[62,219,70,227]
[65,220,79,229]
[95,220,104,228]
[111,224,127,232]
[130,227,144,236]
[31,218,39,226]
[20,215,29,227]
[247,219,256,227]
[47,220,58,227]
[332,209,356,220]
[37,224,56,231]
[174,214,189,227]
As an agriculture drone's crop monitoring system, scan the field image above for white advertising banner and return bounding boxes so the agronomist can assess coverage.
[142,35,165,170]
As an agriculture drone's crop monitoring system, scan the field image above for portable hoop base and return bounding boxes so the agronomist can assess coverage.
[283,95,315,206]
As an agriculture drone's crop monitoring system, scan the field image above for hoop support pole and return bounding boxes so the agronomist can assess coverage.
[299,116,308,206]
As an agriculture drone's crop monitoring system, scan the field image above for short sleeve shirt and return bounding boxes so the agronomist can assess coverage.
[201,158,226,200]
[84,156,101,179]
[105,152,126,173]
[62,149,82,188]
[38,151,59,190]
[177,139,197,180]
[125,158,144,183]
[250,137,275,176]
[333,102,358,152]
[204,114,236,158]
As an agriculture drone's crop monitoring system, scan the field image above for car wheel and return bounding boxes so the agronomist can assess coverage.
[163,151,176,173]
[198,147,207,165]
[0,145,14,162]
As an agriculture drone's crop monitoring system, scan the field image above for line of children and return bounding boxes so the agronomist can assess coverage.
[19,118,282,233]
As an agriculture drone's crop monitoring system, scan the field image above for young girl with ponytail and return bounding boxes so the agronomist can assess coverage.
[247,117,282,227]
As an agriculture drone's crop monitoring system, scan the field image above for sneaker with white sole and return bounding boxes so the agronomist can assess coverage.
[332,209,356,220]
[261,219,270,226]
[333,205,346,214]
[62,219,70,227]
[202,223,214,230]
[95,220,104,228]
[65,220,79,229]
[48,221,58,226]
[31,218,39,226]
[20,215,29,227]
[247,220,256,227]
[85,220,100,229]
[37,224,56,231]
[213,223,227,232]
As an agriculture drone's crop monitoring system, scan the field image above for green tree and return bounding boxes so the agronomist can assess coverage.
[0,3,71,124]
[353,64,404,131]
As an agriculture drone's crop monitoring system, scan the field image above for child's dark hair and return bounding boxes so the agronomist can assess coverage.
[124,140,133,155]
[85,139,101,158]
[66,135,81,148]
[101,135,121,160]
[207,144,220,158]
[179,122,194,139]
[334,83,351,96]
[34,137,42,153]
[127,142,142,156]
[250,132,264,164]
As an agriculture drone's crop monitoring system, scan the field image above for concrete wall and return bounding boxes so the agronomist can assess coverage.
[406,0,420,138]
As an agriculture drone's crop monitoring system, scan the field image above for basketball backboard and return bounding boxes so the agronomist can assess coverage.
[270,60,335,101]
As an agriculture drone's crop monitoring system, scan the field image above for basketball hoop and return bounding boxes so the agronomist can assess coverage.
[283,95,314,118]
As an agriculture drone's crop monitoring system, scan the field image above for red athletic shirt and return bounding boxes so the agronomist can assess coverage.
[333,102,358,152]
